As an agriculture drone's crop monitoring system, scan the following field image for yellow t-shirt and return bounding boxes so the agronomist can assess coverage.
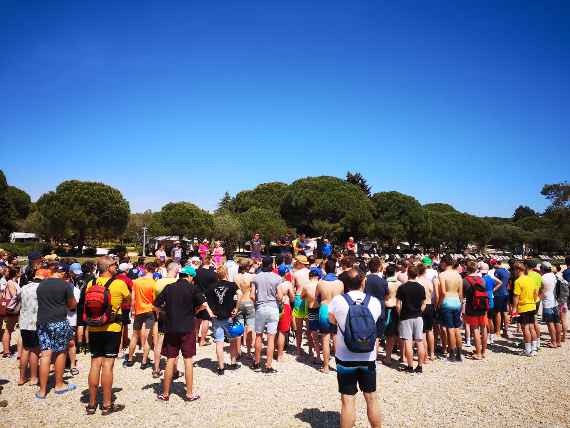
[133,277,156,315]
[154,277,177,299]
[527,270,542,303]
[514,275,537,313]
[87,277,130,333]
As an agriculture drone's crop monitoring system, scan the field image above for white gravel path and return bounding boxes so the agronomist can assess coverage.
[1,324,569,427]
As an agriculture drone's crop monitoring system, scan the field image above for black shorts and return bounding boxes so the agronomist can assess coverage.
[336,358,376,395]
[89,331,121,358]
[21,329,39,349]
[196,309,211,321]
[133,312,155,330]
[158,312,166,334]
[518,311,536,325]
[122,308,131,325]
[384,307,399,337]
[493,295,508,313]
[422,305,435,332]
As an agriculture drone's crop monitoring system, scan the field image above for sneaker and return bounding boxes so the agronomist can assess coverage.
[263,367,277,374]
[217,368,225,376]
[404,366,414,373]
[531,350,537,357]
[447,353,456,363]
[250,363,261,371]
[455,350,463,362]
[414,365,423,374]
[140,362,152,370]
[123,360,135,368]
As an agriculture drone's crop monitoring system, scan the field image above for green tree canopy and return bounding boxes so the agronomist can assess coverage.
[6,186,31,219]
[35,180,130,246]
[422,210,458,250]
[541,182,570,209]
[238,207,287,241]
[280,176,374,239]
[234,182,288,214]
[216,192,236,214]
[159,202,213,240]
[513,205,538,221]
[370,191,426,246]
[213,212,243,255]
[346,171,372,196]
[423,203,459,214]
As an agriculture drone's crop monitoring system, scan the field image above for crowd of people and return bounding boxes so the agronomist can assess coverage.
[1,242,569,427]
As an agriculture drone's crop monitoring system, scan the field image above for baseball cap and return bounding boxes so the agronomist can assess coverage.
[28,251,42,262]
[118,262,133,273]
[489,258,498,266]
[421,256,432,266]
[295,255,309,265]
[541,261,552,270]
[180,266,197,277]
[262,256,273,267]
[69,262,82,275]
[479,262,489,274]
[57,263,69,273]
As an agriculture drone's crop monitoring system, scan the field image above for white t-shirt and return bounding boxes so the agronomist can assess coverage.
[66,286,82,327]
[425,268,438,284]
[329,290,381,362]
[541,272,557,309]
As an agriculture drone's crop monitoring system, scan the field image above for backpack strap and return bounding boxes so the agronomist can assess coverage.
[342,293,355,306]
[362,294,371,307]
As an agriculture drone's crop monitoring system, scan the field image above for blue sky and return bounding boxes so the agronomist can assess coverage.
[1,1,568,217]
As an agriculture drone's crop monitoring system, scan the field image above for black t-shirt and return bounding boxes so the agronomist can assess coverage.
[396,281,426,321]
[195,267,218,294]
[206,280,239,319]
[36,278,75,325]
[154,279,206,334]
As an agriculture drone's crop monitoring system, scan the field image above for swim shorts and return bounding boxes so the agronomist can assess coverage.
[292,294,308,319]
[422,304,435,332]
[307,308,320,332]
[37,320,74,353]
[336,358,376,395]
[278,303,292,333]
[319,304,337,334]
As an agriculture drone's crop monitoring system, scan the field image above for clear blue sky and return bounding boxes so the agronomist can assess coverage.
[1,1,568,217]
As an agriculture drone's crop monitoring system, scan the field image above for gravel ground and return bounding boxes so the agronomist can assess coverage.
[1,323,569,427]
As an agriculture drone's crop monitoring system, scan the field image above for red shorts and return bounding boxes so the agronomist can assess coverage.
[161,332,196,359]
[464,314,487,328]
[278,304,292,333]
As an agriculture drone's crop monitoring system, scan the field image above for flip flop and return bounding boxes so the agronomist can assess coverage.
[183,393,200,402]
[18,380,28,386]
[86,405,97,415]
[54,383,77,395]
[156,394,169,402]
[35,392,46,400]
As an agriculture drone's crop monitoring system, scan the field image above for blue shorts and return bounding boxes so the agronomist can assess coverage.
[543,307,561,324]
[318,304,337,334]
[493,295,508,313]
[212,318,232,343]
[440,307,462,329]
[37,320,74,353]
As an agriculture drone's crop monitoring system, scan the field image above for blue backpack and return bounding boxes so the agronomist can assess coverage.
[339,293,377,353]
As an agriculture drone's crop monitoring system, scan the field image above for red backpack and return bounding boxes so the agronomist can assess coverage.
[82,276,117,327]
[466,276,489,312]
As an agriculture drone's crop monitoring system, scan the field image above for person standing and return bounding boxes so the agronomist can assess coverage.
[396,265,426,373]
[206,265,241,375]
[155,245,167,264]
[171,241,183,264]
[328,268,382,428]
[155,266,212,402]
[125,262,157,369]
[250,233,264,260]
[35,271,77,399]
[85,256,130,415]
[321,239,333,259]
[463,261,489,360]
[512,262,539,356]
[492,261,511,339]
[437,255,463,362]
[540,262,561,348]
[250,257,283,373]
[194,256,218,346]
[364,258,388,359]
[18,270,45,386]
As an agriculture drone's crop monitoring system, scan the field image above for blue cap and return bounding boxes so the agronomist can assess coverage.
[69,262,82,275]
[28,251,42,262]
[278,264,289,276]
[309,267,322,279]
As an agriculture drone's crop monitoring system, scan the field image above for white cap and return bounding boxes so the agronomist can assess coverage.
[118,262,133,272]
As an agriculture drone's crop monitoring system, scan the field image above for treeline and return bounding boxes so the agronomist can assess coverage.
[1,169,568,254]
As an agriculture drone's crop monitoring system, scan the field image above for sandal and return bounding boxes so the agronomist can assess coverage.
[156,394,169,402]
[101,403,125,415]
[54,383,77,395]
[35,392,46,400]
[86,405,97,415]
[183,393,200,402]
[70,368,79,376]
[152,370,161,379]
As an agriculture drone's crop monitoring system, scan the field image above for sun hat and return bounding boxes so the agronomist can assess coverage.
[295,255,309,265]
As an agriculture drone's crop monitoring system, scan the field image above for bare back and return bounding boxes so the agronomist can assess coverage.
[301,281,319,309]
[385,278,401,308]
[418,274,435,305]
[439,269,462,300]
[293,268,310,294]
[316,279,344,306]
[277,280,294,305]
[236,272,254,302]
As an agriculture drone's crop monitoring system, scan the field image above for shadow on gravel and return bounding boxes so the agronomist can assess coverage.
[80,387,123,403]
[194,357,219,373]
[295,408,340,427]
[0,379,9,386]
[142,381,191,400]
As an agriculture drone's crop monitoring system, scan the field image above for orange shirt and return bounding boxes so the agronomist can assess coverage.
[133,277,156,315]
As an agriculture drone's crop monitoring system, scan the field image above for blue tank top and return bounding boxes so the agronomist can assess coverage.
[483,274,495,309]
